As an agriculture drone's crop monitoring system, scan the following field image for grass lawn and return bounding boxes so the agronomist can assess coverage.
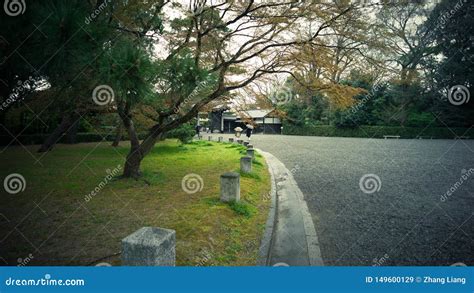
[0,140,271,266]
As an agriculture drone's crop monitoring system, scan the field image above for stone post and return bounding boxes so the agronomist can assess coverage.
[122,227,176,266]
[229,138,234,143]
[243,141,249,147]
[218,137,223,142]
[247,148,255,159]
[247,144,253,149]
[240,156,252,174]
[237,139,243,144]
[208,136,212,141]
[220,172,240,202]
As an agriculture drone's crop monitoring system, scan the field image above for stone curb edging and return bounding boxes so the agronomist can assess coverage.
[257,149,324,266]
[256,148,278,266]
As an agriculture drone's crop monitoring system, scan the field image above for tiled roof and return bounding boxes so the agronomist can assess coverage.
[239,109,273,118]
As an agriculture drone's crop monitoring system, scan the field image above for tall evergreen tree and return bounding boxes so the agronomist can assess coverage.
[424,0,474,126]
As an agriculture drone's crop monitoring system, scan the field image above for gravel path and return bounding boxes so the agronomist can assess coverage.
[218,134,474,266]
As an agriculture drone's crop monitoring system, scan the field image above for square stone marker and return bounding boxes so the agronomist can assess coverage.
[122,227,176,266]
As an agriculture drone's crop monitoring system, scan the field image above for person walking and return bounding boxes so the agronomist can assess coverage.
[245,124,254,142]
[195,125,201,138]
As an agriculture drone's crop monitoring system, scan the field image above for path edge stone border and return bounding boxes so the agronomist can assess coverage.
[256,149,278,266]
[257,149,324,266]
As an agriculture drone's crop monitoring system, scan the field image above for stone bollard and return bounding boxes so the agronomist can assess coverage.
[247,144,253,149]
[218,137,223,142]
[243,141,249,147]
[122,227,176,266]
[220,172,240,202]
[240,156,252,174]
[208,136,212,141]
[237,139,243,144]
[229,138,234,143]
[247,148,255,159]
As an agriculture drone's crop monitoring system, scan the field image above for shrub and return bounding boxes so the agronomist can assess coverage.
[406,112,436,127]
[282,124,474,139]
[166,124,195,144]
[228,201,256,218]
[333,109,362,128]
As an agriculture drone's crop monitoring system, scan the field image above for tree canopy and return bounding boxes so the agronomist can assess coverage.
[0,0,472,177]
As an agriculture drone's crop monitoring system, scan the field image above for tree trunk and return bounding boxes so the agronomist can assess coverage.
[117,98,179,178]
[119,109,146,178]
[123,145,143,178]
[37,113,75,152]
[111,121,123,147]
[65,116,80,144]
[400,65,408,83]
[122,131,163,178]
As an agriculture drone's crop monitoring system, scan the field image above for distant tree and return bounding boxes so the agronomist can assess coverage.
[376,1,436,84]
[423,0,474,126]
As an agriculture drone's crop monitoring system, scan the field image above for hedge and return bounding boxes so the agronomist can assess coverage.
[282,125,474,139]
[2,126,472,146]
[0,127,197,146]
[0,133,122,146]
